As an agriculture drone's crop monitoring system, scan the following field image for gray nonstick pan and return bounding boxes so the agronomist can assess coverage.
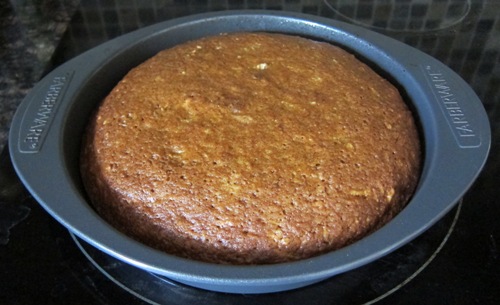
[8,10,490,294]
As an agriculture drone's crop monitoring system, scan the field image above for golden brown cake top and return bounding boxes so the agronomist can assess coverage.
[81,32,421,264]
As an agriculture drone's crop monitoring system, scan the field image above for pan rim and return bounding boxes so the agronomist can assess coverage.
[8,10,490,293]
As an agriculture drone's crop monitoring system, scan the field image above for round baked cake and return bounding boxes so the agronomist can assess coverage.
[80,32,421,264]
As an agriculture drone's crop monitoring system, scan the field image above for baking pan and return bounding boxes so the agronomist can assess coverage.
[8,10,490,294]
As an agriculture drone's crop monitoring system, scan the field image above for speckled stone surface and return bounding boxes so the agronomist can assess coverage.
[0,0,78,152]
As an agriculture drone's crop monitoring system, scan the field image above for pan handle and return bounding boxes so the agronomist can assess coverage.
[13,71,75,154]
[417,63,486,149]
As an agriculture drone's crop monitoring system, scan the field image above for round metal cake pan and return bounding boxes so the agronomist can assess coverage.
[8,11,490,294]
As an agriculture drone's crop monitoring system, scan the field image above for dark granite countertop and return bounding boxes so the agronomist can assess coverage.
[0,0,78,152]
